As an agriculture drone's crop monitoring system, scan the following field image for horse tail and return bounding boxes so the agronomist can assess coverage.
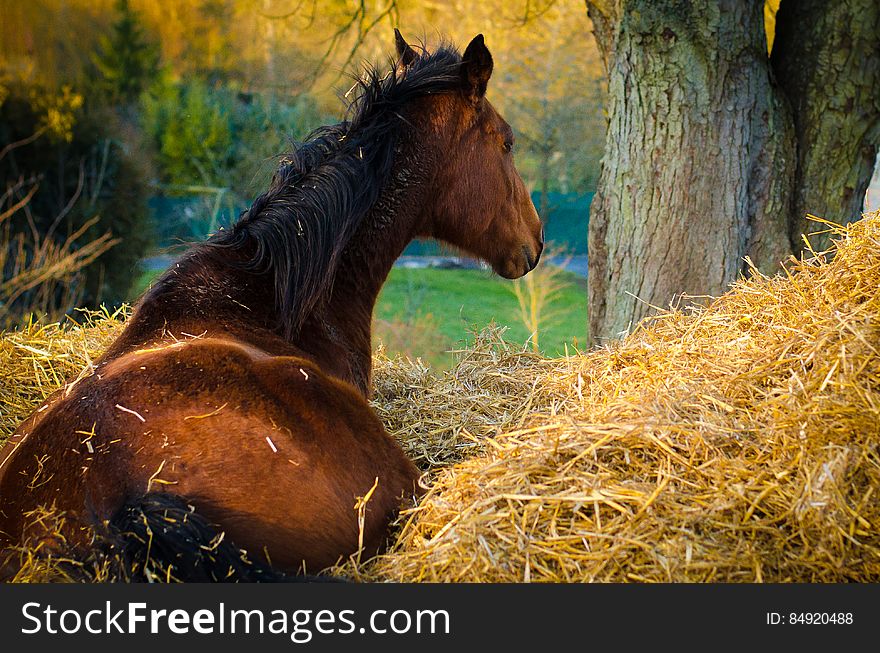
[97,492,331,582]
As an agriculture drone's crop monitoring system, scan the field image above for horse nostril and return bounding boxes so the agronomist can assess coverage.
[522,244,537,272]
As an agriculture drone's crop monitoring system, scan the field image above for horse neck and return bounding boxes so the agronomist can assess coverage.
[111,130,438,397]
[346,142,432,293]
[311,138,436,391]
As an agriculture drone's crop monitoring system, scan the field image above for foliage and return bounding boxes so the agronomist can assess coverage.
[142,78,234,187]
[495,2,605,199]
[91,0,160,104]
[1,0,606,187]
[28,86,84,143]
[0,82,118,326]
[0,80,152,311]
[142,78,328,198]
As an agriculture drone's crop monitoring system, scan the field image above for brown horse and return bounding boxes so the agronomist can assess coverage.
[0,31,543,581]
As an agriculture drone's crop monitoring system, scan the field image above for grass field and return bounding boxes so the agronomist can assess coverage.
[130,265,588,368]
[374,267,587,367]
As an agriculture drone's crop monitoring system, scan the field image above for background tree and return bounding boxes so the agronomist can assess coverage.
[92,0,159,104]
[500,4,605,219]
[585,0,880,343]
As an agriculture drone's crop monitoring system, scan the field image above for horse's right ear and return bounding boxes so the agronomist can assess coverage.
[461,34,493,104]
[394,28,417,67]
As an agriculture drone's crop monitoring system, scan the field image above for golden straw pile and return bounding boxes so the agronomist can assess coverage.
[353,212,880,582]
[2,213,879,582]
[0,308,126,444]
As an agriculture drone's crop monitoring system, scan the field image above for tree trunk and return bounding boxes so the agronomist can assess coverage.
[586,0,792,342]
[585,0,880,344]
[772,0,880,251]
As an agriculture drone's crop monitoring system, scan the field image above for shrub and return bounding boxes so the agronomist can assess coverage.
[143,78,328,199]
[0,80,152,314]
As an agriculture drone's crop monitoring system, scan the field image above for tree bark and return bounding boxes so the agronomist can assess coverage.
[772,0,880,252]
[586,0,793,342]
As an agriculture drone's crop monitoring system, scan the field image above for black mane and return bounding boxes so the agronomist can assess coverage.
[202,42,463,337]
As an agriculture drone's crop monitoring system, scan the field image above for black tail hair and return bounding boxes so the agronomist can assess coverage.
[98,493,337,582]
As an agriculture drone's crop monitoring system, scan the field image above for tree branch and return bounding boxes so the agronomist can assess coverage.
[0,127,47,163]
[305,0,399,90]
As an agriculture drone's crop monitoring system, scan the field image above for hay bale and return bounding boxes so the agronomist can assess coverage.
[2,213,879,582]
[371,330,558,470]
[0,308,126,446]
[352,212,880,582]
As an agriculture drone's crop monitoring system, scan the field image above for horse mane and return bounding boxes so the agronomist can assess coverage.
[201,41,464,337]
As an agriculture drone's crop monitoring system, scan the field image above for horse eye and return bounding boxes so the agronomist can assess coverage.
[503,139,513,153]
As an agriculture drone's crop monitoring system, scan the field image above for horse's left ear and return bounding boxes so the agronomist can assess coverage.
[394,28,417,67]
[461,34,493,104]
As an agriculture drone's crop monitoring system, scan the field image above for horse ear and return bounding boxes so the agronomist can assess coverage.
[461,34,493,104]
[394,28,417,67]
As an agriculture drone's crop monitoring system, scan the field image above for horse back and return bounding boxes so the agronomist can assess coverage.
[0,336,420,572]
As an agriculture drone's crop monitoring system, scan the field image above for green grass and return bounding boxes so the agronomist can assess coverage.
[375,267,587,366]
[129,266,588,368]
